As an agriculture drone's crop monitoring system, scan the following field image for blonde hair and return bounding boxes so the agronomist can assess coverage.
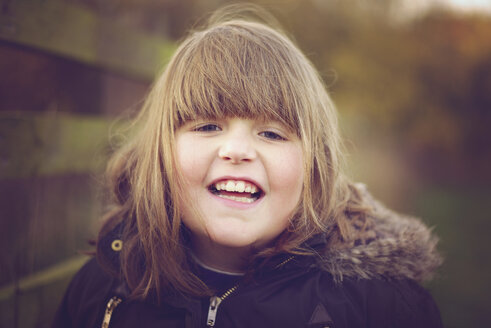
[97,6,373,299]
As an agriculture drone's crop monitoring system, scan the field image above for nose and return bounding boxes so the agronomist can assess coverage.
[218,127,256,164]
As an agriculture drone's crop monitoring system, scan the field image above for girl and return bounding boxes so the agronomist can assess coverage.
[53,6,443,328]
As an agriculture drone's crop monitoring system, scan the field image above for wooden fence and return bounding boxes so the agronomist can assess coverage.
[0,1,174,326]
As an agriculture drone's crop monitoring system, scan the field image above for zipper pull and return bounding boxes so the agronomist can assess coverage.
[207,296,222,327]
[101,296,122,328]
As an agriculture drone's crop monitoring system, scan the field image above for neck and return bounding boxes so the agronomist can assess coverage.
[190,237,251,274]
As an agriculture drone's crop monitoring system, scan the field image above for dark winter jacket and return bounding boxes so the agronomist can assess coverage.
[52,188,443,328]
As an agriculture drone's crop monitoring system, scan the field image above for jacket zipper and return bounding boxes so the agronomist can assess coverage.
[276,256,295,268]
[101,296,122,328]
[100,256,296,327]
[206,285,238,327]
[206,256,295,327]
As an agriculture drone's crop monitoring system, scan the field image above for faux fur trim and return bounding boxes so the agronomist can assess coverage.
[319,184,443,283]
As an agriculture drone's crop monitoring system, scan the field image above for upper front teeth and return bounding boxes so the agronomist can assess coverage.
[216,180,258,193]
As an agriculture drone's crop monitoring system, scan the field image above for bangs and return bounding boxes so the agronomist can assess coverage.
[169,22,306,134]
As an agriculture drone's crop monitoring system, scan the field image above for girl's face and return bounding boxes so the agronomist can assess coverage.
[175,117,303,264]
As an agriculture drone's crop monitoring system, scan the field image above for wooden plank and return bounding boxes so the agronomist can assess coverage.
[0,0,175,80]
[0,255,89,301]
[0,111,128,178]
[0,173,102,285]
[0,255,89,328]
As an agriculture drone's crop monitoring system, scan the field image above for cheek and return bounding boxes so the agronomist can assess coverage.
[174,138,207,232]
[176,138,207,184]
[268,146,304,198]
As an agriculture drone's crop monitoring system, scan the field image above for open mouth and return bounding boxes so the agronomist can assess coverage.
[208,179,263,204]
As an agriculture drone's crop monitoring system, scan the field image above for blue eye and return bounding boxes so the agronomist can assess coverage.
[260,131,286,141]
[195,124,221,132]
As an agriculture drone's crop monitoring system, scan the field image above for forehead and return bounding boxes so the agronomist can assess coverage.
[177,107,291,125]
[175,104,299,136]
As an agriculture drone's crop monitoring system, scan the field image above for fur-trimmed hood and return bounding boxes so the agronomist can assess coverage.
[317,184,442,283]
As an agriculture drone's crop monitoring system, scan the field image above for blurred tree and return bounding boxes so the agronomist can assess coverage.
[406,11,491,183]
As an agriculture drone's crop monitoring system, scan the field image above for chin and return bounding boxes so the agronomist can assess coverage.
[208,234,257,249]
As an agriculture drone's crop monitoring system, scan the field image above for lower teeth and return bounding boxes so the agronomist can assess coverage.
[218,194,255,203]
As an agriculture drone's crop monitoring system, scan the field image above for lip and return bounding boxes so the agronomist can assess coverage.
[208,192,264,209]
[207,176,265,208]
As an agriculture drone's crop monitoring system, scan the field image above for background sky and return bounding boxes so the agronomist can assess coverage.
[417,0,491,12]
[447,0,491,11]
